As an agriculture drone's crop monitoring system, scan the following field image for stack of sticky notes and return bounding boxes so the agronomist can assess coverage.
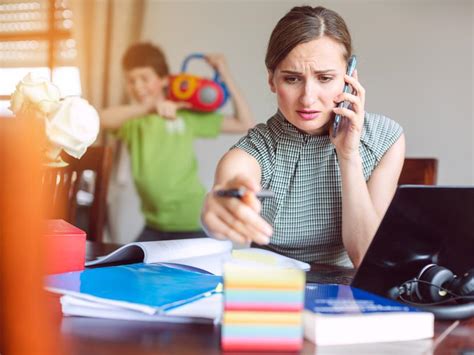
[221,251,305,352]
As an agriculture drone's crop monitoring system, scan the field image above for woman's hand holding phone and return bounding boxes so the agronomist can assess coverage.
[331,56,366,161]
[332,55,357,138]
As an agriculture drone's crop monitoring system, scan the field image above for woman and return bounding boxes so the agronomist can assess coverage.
[201,6,405,267]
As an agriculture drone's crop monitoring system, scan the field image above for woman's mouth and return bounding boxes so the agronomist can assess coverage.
[296,110,321,120]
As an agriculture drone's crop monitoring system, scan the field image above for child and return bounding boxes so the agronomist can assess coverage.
[101,42,254,242]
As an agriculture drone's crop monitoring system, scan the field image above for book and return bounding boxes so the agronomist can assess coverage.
[85,238,310,275]
[59,293,223,324]
[46,263,222,316]
[303,284,434,346]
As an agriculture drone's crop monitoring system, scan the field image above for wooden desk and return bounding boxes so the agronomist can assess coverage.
[54,242,474,355]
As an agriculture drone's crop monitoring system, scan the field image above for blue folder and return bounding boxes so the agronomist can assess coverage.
[46,263,222,314]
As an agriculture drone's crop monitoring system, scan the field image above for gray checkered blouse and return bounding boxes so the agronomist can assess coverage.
[233,110,403,267]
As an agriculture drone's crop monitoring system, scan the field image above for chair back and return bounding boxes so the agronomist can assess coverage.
[398,158,438,185]
[42,146,113,242]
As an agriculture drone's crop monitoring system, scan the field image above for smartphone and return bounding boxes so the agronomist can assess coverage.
[332,55,357,138]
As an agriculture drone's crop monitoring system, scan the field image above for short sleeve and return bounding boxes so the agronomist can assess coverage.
[360,113,403,162]
[232,123,276,187]
[109,113,153,143]
[358,113,403,180]
[113,119,132,142]
[180,110,223,138]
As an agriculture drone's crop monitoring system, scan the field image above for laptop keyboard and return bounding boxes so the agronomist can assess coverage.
[306,269,356,285]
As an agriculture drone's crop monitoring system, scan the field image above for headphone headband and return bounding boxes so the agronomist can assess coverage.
[390,264,474,320]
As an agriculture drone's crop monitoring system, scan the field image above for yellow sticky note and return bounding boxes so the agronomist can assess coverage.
[232,249,277,265]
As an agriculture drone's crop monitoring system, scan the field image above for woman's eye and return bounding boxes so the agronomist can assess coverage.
[319,76,333,83]
[284,76,300,84]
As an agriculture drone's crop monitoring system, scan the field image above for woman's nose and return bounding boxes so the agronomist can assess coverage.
[299,82,316,106]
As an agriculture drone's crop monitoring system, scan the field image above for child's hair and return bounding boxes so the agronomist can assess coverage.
[122,42,170,77]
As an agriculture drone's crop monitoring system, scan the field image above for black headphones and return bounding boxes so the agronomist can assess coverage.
[389,264,474,320]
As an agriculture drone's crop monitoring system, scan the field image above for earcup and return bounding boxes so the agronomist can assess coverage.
[450,268,474,303]
[416,264,454,303]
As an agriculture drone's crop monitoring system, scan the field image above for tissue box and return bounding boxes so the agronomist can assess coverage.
[44,219,86,274]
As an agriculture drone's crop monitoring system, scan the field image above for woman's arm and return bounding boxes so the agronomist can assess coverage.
[339,135,405,267]
[205,54,255,133]
[201,148,273,245]
[331,70,405,267]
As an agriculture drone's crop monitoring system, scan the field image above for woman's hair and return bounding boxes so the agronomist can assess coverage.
[122,42,170,77]
[265,6,352,72]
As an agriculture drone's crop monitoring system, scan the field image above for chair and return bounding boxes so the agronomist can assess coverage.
[42,145,113,242]
[398,158,438,185]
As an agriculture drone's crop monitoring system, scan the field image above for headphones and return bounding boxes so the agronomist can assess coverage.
[389,264,474,320]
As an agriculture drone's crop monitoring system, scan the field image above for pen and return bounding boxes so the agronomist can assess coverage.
[333,55,357,138]
[214,188,275,199]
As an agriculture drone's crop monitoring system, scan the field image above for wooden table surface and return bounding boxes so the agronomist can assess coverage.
[51,242,474,355]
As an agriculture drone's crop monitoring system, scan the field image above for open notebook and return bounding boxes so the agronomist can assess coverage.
[85,238,310,275]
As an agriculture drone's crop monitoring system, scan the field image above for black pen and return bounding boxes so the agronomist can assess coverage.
[214,188,275,199]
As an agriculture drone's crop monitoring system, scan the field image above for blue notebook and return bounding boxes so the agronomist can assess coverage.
[303,283,434,346]
[46,263,222,315]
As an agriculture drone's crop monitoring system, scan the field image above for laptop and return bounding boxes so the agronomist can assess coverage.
[351,185,474,298]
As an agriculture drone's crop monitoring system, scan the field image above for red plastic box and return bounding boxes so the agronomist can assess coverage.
[44,219,86,274]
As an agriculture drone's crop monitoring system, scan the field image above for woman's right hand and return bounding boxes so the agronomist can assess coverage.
[201,175,273,245]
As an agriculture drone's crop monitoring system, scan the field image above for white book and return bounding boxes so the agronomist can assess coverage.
[85,238,310,275]
[303,284,434,346]
[60,293,223,324]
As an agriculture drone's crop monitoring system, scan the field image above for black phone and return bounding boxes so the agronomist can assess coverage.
[332,55,357,138]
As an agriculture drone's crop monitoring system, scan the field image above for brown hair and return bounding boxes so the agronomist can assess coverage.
[265,6,352,71]
[122,42,170,77]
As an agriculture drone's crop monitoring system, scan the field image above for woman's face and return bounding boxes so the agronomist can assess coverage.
[268,36,347,135]
[125,66,167,105]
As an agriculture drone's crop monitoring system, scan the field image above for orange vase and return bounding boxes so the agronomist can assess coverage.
[0,119,61,354]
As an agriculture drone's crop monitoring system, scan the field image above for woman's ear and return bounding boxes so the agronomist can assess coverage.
[267,69,276,93]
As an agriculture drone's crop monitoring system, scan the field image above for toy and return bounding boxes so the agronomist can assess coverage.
[167,53,230,112]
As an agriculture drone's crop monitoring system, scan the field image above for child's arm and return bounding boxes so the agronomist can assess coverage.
[100,103,151,130]
[205,54,255,133]
[100,100,190,130]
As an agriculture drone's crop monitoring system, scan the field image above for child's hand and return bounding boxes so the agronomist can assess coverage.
[205,54,230,78]
[201,175,273,246]
[155,100,191,120]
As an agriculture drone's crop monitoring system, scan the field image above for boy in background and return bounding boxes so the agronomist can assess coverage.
[101,42,254,241]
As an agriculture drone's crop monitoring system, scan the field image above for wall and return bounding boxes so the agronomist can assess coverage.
[111,0,473,243]
[143,0,473,187]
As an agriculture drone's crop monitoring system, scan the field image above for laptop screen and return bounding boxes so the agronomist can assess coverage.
[351,185,474,298]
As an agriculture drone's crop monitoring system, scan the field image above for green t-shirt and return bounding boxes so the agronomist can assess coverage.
[116,110,223,231]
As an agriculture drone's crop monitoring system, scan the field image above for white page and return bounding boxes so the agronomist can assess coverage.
[60,293,222,323]
[86,238,233,267]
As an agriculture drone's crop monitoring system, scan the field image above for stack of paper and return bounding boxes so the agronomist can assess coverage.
[46,263,224,323]
[221,257,306,352]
